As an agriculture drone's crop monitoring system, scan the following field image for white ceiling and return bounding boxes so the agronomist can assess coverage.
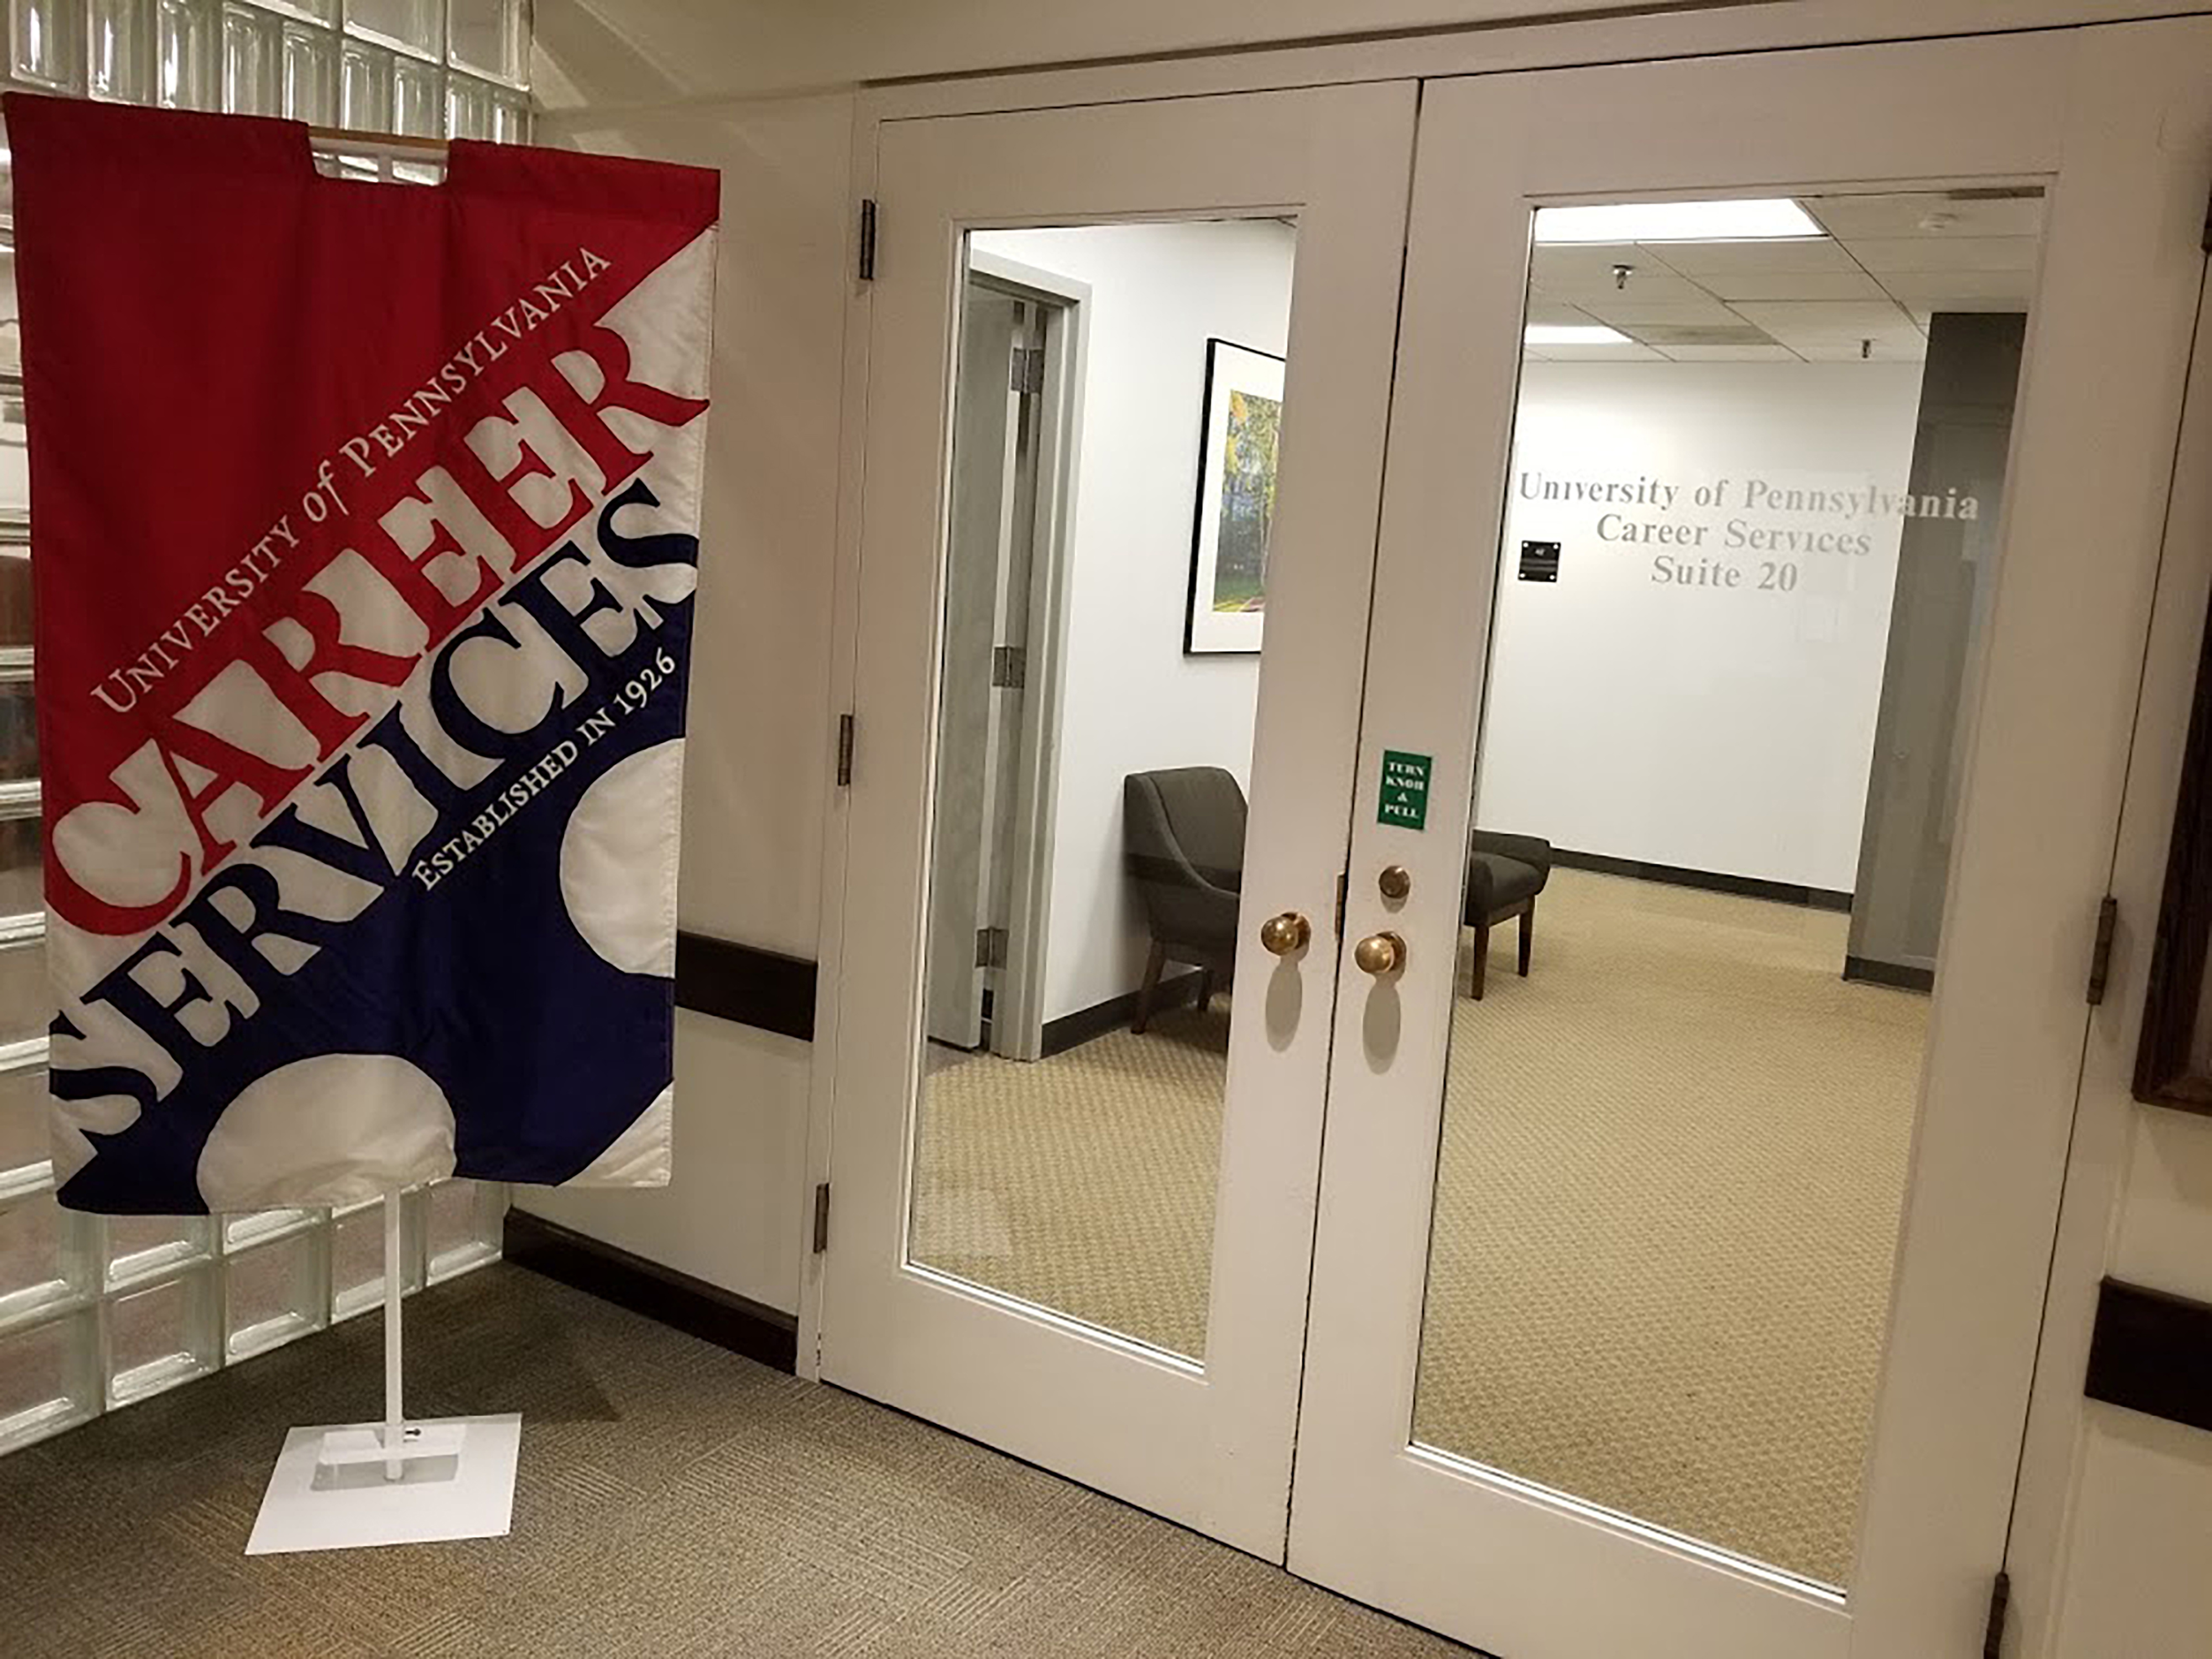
[1525,190,2044,363]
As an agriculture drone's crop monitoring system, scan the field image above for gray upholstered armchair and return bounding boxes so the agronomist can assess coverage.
[1122,767,1246,1032]
[1463,831,1552,1000]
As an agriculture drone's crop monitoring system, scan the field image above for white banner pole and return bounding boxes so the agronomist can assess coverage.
[383,1187,405,1481]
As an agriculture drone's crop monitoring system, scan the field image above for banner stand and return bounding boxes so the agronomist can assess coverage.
[243,1190,522,1556]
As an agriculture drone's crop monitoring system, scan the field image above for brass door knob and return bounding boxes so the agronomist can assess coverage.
[1353,931,1407,977]
[1259,912,1312,956]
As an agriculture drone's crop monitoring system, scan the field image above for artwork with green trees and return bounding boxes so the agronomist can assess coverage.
[1211,385,1280,612]
[1186,339,1286,655]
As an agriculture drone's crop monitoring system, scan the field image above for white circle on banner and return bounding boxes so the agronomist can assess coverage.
[197,1053,456,1211]
[559,738,681,977]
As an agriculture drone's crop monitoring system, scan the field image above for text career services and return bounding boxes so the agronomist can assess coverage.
[1516,469,1981,587]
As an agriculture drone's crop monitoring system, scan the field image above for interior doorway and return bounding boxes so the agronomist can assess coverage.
[923,260,1081,1063]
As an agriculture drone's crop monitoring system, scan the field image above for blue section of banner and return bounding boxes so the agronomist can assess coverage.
[55,519,697,1215]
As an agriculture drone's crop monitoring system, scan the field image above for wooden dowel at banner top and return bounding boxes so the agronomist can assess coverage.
[383,1188,404,1483]
[306,124,448,156]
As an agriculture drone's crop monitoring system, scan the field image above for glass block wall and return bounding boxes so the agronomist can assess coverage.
[0,0,530,1459]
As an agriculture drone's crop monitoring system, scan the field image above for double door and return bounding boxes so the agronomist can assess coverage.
[825,23,2212,1657]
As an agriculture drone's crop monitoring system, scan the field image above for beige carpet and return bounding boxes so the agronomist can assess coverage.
[912,868,1927,1589]
[0,1265,1473,1658]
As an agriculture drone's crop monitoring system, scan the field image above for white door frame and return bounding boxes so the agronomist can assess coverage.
[812,82,1418,1557]
[2001,272,2212,1656]
[800,10,2212,1656]
[1286,22,2212,1659]
[966,249,1091,1062]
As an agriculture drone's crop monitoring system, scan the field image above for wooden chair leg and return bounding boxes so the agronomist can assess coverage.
[1135,939,1166,1034]
[1518,900,1535,977]
[1470,920,1489,1001]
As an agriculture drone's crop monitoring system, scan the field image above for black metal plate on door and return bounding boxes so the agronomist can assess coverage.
[1519,540,1561,582]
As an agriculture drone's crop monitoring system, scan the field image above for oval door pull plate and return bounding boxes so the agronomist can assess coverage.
[1260,912,1312,956]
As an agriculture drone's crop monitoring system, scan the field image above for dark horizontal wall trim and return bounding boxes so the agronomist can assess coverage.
[1553,847,1853,914]
[1040,969,1206,1057]
[505,1210,799,1374]
[1843,954,1936,994]
[675,930,817,1042]
[2085,1279,2212,1434]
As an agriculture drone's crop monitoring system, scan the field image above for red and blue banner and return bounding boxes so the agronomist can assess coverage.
[8,96,717,1211]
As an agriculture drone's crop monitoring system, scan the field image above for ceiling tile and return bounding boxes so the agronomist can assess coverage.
[1571,295,1741,327]
[1530,269,1711,305]
[1730,300,1919,343]
[1528,243,1642,285]
[1650,239,1856,277]
[1533,342,1667,363]
[1803,191,2045,240]
[1903,297,2037,323]
[1876,269,2036,306]
[1842,234,2041,274]
[1794,339,1928,363]
[1698,270,1890,302]
[1525,300,1598,326]
[1656,345,1803,362]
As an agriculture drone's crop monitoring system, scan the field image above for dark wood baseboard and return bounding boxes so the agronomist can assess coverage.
[1552,847,1853,913]
[1843,954,1936,994]
[1041,969,1206,1057]
[675,931,816,1042]
[504,1210,799,1374]
[2085,1279,2212,1434]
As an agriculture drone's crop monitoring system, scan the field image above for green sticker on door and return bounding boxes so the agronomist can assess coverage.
[1379,749,1432,830]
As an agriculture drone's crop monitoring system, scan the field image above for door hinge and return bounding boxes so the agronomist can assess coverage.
[1983,1568,2011,1659]
[836,713,855,787]
[990,644,1027,690]
[2086,894,2119,1006]
[812,1181,831,1253]
[974,925,1009,969]
[1009,346,1045,396]
[857,197,878,281]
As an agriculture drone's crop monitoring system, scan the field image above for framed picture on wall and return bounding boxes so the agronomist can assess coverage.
[1184,338,1285,655]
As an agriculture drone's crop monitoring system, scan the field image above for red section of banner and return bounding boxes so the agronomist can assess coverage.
[7,96,716,934]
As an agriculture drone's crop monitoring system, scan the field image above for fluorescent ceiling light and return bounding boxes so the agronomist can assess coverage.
[1535,199,1823,244]
[1524,324,1629,346]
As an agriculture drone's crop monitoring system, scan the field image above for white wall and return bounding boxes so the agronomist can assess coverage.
[510,91,854,1314]
[971,221,1295,1022]
[1478,361,1926,893]
[531,0,1780,109]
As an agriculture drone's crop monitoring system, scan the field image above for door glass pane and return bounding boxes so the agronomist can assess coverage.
[1412,187,2043,1588]
[904,221,1296,1362]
